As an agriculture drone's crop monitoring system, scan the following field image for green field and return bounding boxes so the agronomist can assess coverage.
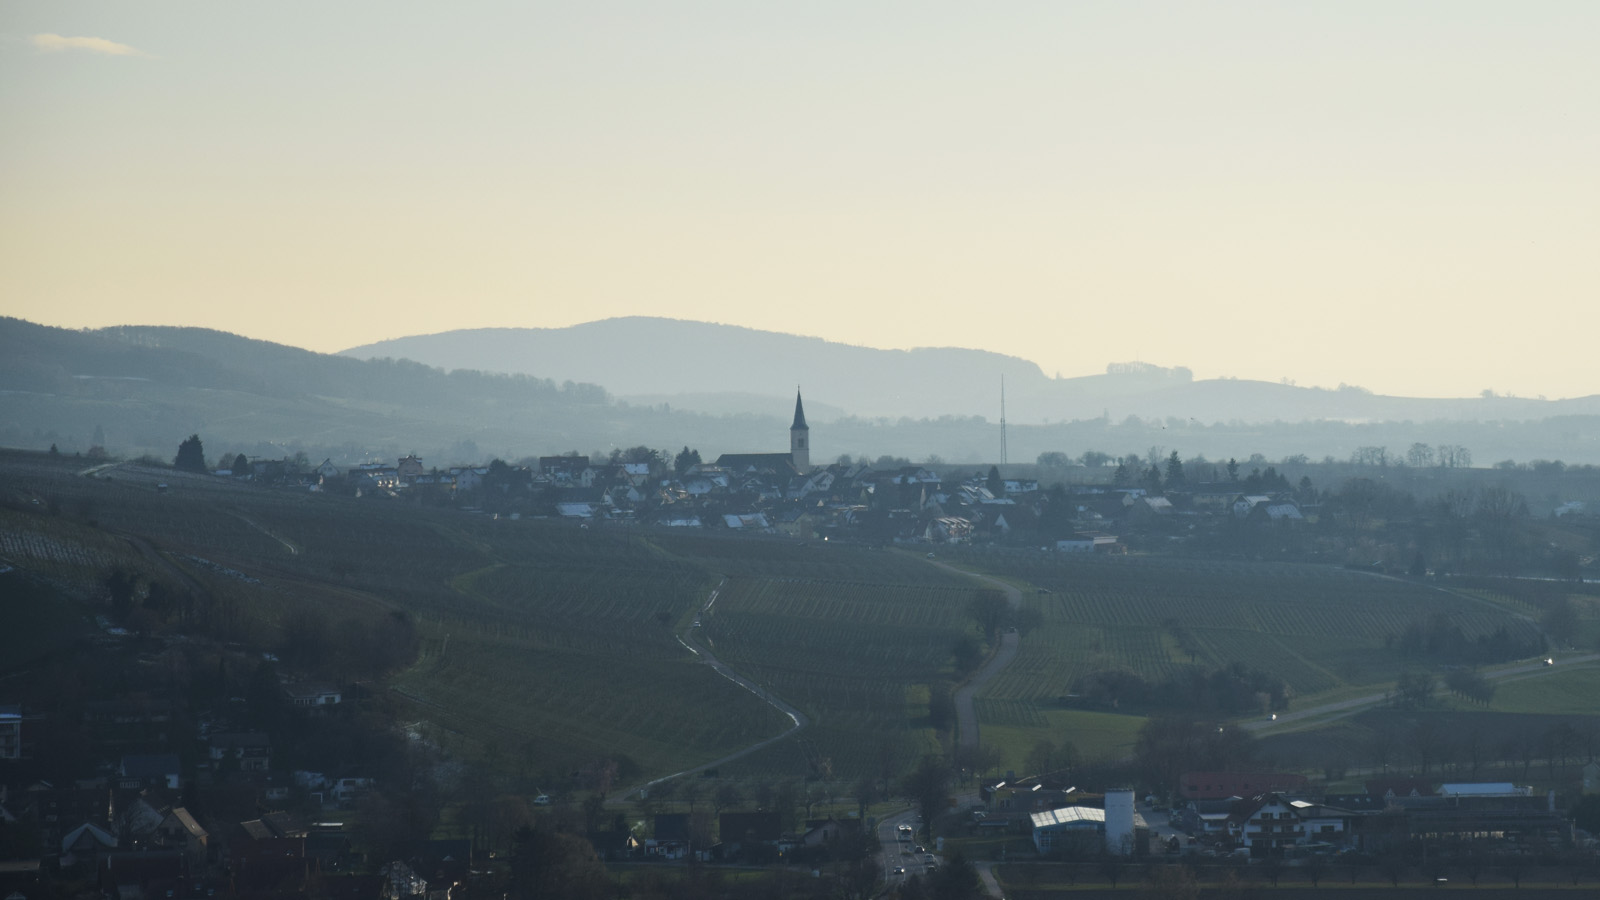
[975,705,1146,771]
[959,551,1542,701]
[1487,663,1600,715]
[939,549,1548,774]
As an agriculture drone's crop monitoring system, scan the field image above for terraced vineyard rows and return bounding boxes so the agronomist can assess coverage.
[957,551,1544,704]
[0,456,799,779]
[925,549,1553,774]
[393,624,791,775]
[687,558,980,780]
[648,534,958,583]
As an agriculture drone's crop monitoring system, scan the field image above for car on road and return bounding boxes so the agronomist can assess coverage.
[892,867,905,875]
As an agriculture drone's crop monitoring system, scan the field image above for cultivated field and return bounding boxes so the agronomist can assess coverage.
[650,536,984,781]
[958,551,1543,702]
[3,450,1574,793]
[935,549,1550,774]
[0,455,788,779]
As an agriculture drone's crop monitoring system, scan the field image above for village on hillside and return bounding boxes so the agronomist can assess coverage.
[205,393,1329,555]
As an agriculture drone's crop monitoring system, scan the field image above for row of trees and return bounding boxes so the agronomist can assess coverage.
[1354,715,1600,781]
[1073,662,1291,716]
[1354,443,1473,468]
[1389,614,1545,666]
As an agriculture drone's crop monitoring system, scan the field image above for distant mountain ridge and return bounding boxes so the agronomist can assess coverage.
[8,316,1600,467]
[343,317,1600,425]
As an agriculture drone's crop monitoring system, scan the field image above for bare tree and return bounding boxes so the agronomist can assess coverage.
[1406,443,1435,468]
[1352,446,1389,467]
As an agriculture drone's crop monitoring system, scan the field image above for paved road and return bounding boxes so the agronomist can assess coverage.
[925,559,1024,752]
[875,807,923,887]
[976,859,1004,897]
[1245,652,1600,733]
[617,579,810,800]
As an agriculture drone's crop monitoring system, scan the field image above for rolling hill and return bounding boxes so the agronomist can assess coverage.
[342,317,1600,426]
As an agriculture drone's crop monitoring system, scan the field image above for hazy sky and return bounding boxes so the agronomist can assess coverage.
[3,2,1596,399]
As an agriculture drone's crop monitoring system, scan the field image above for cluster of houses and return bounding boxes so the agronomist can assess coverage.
[0,674,383,900]
[980,769,1592,860]
[633,811,863,864]
[205,394,1318,548]
[2,650,873,900]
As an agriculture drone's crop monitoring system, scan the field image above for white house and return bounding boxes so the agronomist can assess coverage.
[1289,800,1348,843]
[209,732,271,772]
[1236,794,1304,854]
[1233,495,1272,517]
[285,684,343,711]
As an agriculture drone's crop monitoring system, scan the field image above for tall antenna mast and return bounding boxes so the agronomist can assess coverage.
[999,375,1008,465]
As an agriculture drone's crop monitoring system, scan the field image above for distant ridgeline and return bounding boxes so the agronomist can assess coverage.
[1103,361,1194,381]
[8,316,1600,466]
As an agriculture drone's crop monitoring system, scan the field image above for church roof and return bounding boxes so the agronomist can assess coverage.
[792,390,808,430]
[714,453,798,476]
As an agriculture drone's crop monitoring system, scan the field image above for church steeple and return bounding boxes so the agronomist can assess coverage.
[790,389,810,473]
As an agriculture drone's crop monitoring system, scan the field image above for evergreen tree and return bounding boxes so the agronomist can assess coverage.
[673,446,701,477]
[1164,451,1186,489]
[174,434,207,472]
[1142,464,1163,493]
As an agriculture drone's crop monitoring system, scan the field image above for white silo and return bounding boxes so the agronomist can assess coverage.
[1104,788,1136,855]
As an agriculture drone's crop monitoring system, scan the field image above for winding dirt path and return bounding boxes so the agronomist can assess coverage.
[613,555,1032,802]
[230,510,301,556]
[616,578,810,800]
[925,558,1025,752]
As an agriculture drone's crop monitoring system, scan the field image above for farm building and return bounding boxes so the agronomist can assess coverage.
[1030,806,1104,855]
[1029,800,1149,856]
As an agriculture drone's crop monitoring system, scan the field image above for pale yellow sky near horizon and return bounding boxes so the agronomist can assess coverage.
[2,2,1597,399]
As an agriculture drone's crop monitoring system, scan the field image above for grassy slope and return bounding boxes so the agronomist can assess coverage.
[944,549,1550,777]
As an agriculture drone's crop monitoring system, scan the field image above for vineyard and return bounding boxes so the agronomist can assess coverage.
[2,446,1566,792]
[955,551,1544,703]
[928,549,1552,774]
[0,453,791,778]
[663,542,985,781]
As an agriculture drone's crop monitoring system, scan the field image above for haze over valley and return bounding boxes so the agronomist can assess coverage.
[6,3,1600,897]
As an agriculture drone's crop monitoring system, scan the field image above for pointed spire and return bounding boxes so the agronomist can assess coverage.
[791,388,808,430]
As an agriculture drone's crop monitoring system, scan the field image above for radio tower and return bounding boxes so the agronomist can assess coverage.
[999,375,1008,465]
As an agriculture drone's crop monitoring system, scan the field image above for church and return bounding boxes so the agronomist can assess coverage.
[713,390,811,476]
